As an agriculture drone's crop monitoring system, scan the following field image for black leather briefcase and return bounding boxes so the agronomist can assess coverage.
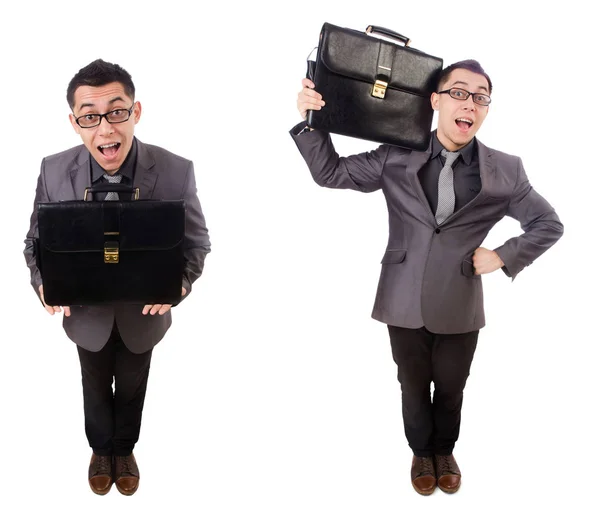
[306,23,443,151]
[36,184,185,306]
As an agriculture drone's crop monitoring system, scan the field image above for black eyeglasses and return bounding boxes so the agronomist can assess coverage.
[437,88,491,107]
[74,104,135,128]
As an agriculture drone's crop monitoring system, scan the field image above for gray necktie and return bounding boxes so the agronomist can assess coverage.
[103,173,122,201]
[435,149,460,225]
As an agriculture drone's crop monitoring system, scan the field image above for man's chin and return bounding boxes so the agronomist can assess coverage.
[92,151,124,173]
[450,130,476,148]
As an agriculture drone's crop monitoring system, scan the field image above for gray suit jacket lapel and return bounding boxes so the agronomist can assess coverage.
[404,138,497,226]
[438,139,496,225]
[133,139,158,200]
[68,147,91,201]
[476,140,495,196]
[406,140,436,224]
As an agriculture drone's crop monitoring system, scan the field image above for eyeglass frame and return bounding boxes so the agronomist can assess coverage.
[436,88,492,107]
[73,103,136,128]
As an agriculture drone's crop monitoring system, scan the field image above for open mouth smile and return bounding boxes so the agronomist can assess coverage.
[98,142,121,159]
[455,118,473,132]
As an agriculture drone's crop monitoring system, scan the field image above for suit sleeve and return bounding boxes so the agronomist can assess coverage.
[23,158,49,301]
[289,122,389,192]
[178,161,211,303]
[494,157,564,280]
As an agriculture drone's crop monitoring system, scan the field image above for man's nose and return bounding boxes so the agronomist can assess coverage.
[97,115,114,135]
[462,95,476,110]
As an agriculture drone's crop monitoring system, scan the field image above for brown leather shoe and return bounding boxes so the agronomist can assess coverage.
[114,453,140,496]
[411,455,436,495]
[435,454,461,494]
[88,453,113,495]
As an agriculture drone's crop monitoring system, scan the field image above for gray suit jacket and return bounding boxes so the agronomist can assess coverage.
[24,138,211,353]
[291,127,564,334]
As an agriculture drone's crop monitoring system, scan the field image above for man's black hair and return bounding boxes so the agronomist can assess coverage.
[67,59,135,110]
[437,59,492,93]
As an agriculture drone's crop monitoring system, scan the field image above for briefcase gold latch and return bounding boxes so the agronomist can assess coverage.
[104,244,119,264]
[372,80,388,99]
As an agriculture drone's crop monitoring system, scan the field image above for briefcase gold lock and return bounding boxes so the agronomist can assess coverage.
[104,244,119,264]
[372,80,388,99]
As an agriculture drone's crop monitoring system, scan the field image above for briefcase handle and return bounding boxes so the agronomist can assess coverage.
[366,25,411,46]
[83,184,140,201]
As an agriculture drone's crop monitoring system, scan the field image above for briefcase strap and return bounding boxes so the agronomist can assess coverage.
[306,47,317,81]
[83,184,140,201]
[306,46,318,61]
[366,25,411,46]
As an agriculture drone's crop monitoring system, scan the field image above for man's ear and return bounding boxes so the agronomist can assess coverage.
[133,101,142,124]
[69,113,81,135]
[431,91,439,111]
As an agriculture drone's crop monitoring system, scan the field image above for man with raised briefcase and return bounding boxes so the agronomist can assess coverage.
[23,59,211,496]
[292,57,563,495]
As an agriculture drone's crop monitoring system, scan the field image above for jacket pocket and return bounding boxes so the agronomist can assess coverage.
[381,249,407,264]
[461,259,476,277]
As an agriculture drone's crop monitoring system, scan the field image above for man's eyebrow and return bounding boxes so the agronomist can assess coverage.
[77,96,128,111]
[449,80,489,93]
[108,96,127,104]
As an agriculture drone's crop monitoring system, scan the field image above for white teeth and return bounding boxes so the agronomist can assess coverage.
[99,143,119,149]
[456,118,473,125]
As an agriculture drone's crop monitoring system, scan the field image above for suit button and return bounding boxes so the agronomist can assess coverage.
[435,228,441,234]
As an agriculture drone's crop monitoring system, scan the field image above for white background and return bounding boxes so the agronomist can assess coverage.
[0,1,596,514]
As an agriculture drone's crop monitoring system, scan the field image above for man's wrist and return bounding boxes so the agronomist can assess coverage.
[494,251,505,268]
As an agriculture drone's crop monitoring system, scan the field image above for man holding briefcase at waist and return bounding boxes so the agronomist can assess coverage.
[23,59,210,495]
[292,59,563,494]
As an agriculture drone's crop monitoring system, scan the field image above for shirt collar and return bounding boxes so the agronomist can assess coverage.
[90,138,138,182]
[430,132,476,166]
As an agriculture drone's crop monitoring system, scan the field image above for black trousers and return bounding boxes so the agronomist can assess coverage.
[388,325,478,457]
[76,323,153,456]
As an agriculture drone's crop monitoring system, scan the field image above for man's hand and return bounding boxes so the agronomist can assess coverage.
[142,286,187,316]
[39,285,71,317]
[297,78,325,120]
[472,247,504,275]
